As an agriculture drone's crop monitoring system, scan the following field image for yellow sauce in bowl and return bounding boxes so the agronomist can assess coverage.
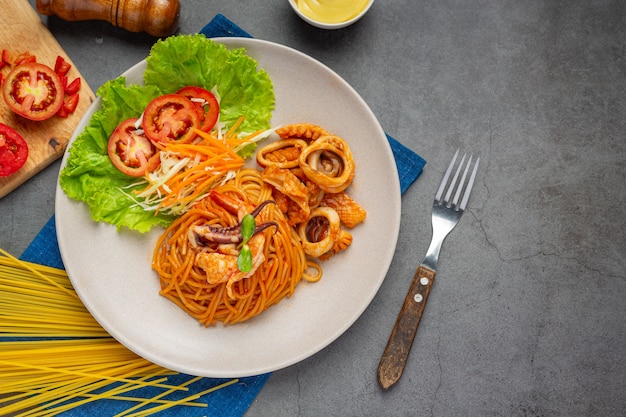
[295,0,371,24]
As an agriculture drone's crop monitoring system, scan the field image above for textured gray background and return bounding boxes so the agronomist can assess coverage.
[0,1,624,416]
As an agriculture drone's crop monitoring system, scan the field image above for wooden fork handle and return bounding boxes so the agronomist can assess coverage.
[377,265,436,390]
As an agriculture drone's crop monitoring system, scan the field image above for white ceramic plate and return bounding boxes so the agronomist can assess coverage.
[55,38,400,378]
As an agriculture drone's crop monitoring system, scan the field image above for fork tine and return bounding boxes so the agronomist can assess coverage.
[435,149,459,202]
[444,153,466,204]
[459,156,480,210]
[452,155,472,207]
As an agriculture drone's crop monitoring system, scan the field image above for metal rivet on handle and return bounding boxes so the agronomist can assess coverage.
[414,293,423,303]
[420,277,429,285]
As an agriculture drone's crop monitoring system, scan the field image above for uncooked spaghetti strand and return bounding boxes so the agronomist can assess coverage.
[0,339,138,357]
[0,361,164,416]
[22,364,172,417]
[2,373,208,417]
[0,258,69,283]
[12,360,174,416]
[0,355,168,393]
[0,278,75,303]
[9,374,130,416]
[0,249,78,300]
[113,375,204,417]
[122,378,239,417]
[0,358,185,391]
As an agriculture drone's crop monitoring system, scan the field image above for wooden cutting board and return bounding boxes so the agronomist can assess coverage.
[0,0,95,198]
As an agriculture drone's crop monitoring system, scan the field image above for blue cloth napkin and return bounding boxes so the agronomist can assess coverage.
[18,14,426,417]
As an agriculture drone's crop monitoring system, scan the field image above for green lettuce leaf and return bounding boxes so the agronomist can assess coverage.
[59,35,275,232]
[144,34,274,133]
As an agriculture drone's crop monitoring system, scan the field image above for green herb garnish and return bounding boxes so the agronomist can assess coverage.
[237,214,256,272]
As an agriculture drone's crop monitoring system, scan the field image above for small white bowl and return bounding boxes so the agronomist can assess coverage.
[288,0,374,30]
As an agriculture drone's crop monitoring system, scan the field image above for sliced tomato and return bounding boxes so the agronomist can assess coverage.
[54,55,71,77]
[56,105,68,118]
[59,75,68,91]
[2,50,11,66]
[56,93,79,118]
[14,52,36,66]
[65,77,81,95]
[108,118,159,177]
[176,86,220,132]
[2,62,64,121]
[142,94,201,144]
[0,123,28,177]
[63,93,79,114]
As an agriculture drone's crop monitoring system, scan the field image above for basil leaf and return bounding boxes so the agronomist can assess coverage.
[237,244,253,273]
[241,214,255,243]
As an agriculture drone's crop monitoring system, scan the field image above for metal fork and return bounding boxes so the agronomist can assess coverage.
[377,149,480,390]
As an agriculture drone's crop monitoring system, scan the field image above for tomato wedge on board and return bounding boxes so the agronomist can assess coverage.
[14,52,36,66]
[107,118,160,177]
[176,86,220,132]
[141,94,201,144]
[1,50,12,66]
[54,55,71,77]
[2,62,64,121]
[0,123,29,177]
[64,77,81,95]
[63,93,79,114]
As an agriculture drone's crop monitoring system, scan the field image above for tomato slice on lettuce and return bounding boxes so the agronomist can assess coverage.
[141,94,201,144]
[0,123,28,177]
[2,62,64,121]
[176,86,220,132]
[107,118,159,177]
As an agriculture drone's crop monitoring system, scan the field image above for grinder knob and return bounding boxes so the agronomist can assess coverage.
[36,0,180,38]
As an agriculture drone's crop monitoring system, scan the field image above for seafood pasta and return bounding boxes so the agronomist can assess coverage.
[153,169,308,326]
[153,124,367,326]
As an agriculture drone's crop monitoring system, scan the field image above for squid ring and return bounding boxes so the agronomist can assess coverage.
[256,139,309,169]
[298,207,341,258]
[298,135,355,193]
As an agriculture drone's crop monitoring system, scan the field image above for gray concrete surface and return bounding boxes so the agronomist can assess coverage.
[1,0,624,415]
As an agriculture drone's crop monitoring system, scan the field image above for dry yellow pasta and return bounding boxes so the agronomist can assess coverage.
[0,248,237,416]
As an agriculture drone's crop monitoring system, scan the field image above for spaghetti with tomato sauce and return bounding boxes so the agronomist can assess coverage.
[152,168,311,326]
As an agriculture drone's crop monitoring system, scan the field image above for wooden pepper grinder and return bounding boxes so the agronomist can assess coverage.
[36,0,180,38]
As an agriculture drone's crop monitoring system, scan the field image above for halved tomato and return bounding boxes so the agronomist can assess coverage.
[176,86,220,132]
[2,62,64,121]
[0,123,28,177]
[107,118,159,177]
[142,94,201,144]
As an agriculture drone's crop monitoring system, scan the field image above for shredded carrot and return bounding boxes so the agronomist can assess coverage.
[226,128,266,148]
[224,115,245,138]
[135,129,246,214]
